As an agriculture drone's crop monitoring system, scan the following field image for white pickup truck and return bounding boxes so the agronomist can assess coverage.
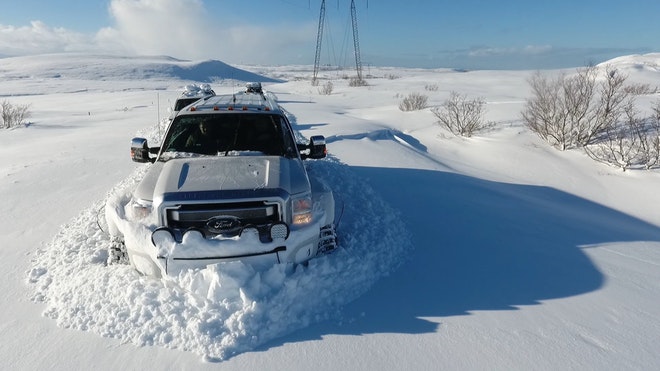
[105,89,336,277]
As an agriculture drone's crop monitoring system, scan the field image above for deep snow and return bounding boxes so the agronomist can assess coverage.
[2,53,660,370]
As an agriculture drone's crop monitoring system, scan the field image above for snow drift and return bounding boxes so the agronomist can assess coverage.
[3,52,660,369]
[27,117,411,359]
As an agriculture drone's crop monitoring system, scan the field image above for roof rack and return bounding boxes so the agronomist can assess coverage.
[185,92,278,113]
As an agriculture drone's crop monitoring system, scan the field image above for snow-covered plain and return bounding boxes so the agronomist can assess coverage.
[2,53,660,370]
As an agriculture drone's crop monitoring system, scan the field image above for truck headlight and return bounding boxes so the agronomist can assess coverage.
[129,198,153,220]
[292,195,313,225]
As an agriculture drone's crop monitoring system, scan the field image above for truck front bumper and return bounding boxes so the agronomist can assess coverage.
[148,222,320,276]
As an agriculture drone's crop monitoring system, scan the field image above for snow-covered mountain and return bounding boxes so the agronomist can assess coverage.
[2,53,660,370]
[0,53,283,82]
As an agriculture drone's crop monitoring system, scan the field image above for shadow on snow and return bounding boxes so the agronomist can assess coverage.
[264,164,660,348]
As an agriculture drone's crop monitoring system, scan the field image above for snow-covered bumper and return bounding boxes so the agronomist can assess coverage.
[105,164,335,277]
[106,193,327,277]
[147,220,322,276]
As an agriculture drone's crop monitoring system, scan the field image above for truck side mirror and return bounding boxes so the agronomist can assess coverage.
[130,137,153,163]
[308,135,327,159]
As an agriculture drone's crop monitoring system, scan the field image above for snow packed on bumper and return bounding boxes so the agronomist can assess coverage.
[26,156,412,361]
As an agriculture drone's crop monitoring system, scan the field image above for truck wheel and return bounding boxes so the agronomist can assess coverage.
[107,236,129,265]
[317,224,337,255]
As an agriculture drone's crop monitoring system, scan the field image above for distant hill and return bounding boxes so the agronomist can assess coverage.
[0,53,283,83]
[597,53,660,73]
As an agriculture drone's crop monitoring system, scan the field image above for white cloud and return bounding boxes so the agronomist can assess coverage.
[104,0,210,58]
[0,21,93,55]
[467,45,554,58]
[102,0,316,63]
[521,45,553,55]
[0,0,315,64]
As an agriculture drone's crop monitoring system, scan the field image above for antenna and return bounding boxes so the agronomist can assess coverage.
[156,92,162,140]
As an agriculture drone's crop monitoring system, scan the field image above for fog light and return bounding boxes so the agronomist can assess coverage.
[240,226,259,239]
[184,228,205,239]
[270,222,289,240]
[151,227,175,245]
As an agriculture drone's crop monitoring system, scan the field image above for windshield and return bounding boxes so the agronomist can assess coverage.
[159,113,297,160]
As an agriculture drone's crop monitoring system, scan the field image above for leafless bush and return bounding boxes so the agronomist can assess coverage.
[398,93,428,111]
[522,65,636,151]
[522,67,596,150]
[318,80,334,95]
[1,100,31,129]
[349,76,368,87]
[653,99,660,124]
[585,98,660,171]
[385,74,400,80]
[432,91,489,137]
[624,83,656,95]
[425,83,439,91]
[635,119,660,170]
[584,99,639,171]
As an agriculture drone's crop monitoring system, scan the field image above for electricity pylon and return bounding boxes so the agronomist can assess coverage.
[312,0,364,85]
[312,0,326,85]
[350,0,363,82]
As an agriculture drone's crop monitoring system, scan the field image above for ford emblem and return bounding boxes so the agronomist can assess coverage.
[206,215,242,235]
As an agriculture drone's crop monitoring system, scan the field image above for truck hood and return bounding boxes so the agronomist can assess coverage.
[136,156,310,202]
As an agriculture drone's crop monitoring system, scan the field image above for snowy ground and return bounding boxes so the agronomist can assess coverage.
[2,54,660,370]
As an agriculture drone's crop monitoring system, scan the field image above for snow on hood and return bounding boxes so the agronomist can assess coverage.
[155,156,306,194]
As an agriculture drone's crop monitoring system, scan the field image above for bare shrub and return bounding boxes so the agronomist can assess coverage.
[521,65,638,151]
[585,98,660,171]
[1,100,31,129]
[624,83,656,95]
[398,93,428,111]
[653,99,660,124]
[523,64,660,170]
[584,99,641,171]
[432,91,489,137]
[590,67,629,142]
[424,83,439,91]
[318,80,334,95]
[646,100,660,168]
[521,67,597,150]
[348,76,368,87]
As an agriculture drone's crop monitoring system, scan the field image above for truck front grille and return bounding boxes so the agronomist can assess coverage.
[166,201,281,237]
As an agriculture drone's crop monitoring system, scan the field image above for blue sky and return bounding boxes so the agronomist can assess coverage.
[1,0,659,70]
